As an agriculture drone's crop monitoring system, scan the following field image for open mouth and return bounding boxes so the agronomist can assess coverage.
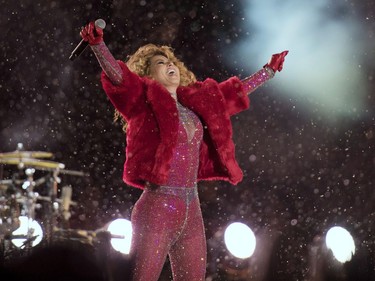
[167,69,176,76]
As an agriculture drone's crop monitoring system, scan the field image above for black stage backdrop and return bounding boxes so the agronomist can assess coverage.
[0,0,375,280]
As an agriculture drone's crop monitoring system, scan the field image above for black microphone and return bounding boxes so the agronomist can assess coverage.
[69,19,106,61]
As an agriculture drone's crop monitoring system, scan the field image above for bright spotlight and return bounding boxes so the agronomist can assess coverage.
[107,218,132,255]
[325,226,355,263]
[11,216,43,248]
[225,1,369,120]
[224,222,256,259]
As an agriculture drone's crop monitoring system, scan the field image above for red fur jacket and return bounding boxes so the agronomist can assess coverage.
[101,61,250,189]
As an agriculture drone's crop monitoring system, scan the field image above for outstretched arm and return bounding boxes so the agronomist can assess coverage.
[241,51,288,95]
[80,22,123,85]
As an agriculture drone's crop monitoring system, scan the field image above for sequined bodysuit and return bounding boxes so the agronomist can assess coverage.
[130,102,207,281]
[164,101,203,187]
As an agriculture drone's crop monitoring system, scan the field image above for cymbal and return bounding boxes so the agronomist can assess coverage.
[0,158,65,170]
[0,151,53,159]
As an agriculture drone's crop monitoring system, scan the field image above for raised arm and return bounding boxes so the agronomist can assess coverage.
[242,50,288,95]
[80,22,123,85]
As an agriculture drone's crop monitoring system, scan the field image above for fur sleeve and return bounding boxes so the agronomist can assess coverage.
[218,76,250,116]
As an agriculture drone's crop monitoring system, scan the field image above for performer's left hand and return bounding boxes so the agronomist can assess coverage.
[264,50,289,72]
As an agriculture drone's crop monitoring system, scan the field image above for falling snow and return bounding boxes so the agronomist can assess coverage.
[0,0,375,280]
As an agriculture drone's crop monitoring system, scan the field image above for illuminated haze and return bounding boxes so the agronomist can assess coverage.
[226,0,368,121]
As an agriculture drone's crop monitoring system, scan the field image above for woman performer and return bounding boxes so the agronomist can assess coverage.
[79,21,288,281]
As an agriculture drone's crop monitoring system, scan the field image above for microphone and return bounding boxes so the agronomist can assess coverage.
[69,19,106,61]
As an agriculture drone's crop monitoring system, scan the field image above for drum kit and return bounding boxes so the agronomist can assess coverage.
[0,143,100,259]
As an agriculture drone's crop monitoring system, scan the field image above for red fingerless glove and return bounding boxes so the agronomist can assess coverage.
[264,50,289,72]
[80,21,103,45]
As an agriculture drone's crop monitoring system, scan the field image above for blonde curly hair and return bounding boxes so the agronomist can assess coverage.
[115,44,197,131]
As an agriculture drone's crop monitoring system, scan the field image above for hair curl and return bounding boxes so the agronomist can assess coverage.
[114,44,196,131]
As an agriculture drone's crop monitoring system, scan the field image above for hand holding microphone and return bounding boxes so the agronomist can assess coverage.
[69,19,106,61]
[80,19,105,45]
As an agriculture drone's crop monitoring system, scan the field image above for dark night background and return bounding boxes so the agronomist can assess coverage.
[0,0,374,280]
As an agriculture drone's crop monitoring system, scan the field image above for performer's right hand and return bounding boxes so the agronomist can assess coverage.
[264,51,289,72]
[80,22,103,45]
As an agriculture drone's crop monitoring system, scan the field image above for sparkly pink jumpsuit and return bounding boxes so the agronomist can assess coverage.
[91,42,274,281]
[130,102,206,281]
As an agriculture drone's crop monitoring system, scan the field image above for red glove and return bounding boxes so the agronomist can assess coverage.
[264,50,289,72]
[80,21,104,45]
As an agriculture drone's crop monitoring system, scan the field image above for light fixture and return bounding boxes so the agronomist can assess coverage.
[11,216,43,248]
[224,222,256,259]
[325,226,355,263]
[106,218,132,255]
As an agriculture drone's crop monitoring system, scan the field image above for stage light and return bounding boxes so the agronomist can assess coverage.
[225,1,368,120]
[224,222,256,259]
[106,218,132,254]
[11,216,43,248]
[325,226,355,263]
[22,181,31,190]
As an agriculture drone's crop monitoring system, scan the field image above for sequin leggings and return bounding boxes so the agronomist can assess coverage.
[130,185,207,281]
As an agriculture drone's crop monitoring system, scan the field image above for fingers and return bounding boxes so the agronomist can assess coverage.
[88,21,95,34]
[80,22,92,42]
[278,57,285,71]
[276,51,289,71]
[79,21,103,44]
[279,51,289,71]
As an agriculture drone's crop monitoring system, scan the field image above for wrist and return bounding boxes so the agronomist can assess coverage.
[263,65,275,78]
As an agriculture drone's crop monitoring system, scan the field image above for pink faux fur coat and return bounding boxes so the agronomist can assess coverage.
[101,61,250,189]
